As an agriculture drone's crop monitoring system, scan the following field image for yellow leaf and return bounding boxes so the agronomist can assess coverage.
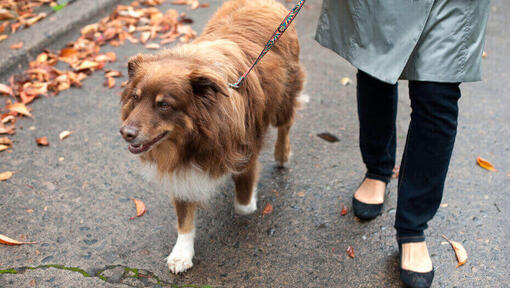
[6,102,32,117]
[0,171,14,181]
[59,130,73,140]
[0,83,13,95]
[130,198,147,220]
[0,234,36,245]
[442,235,468,268]
[477,156,496,171]
[340,77,352,86]
[262,202,273,215]
[0,144,8,152]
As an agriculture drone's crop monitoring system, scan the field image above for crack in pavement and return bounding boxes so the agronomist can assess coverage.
[0,264,212,288]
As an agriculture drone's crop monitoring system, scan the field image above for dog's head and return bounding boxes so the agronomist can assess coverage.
[120,53,229,154]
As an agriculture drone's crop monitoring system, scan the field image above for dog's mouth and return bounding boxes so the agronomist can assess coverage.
[128,132,168,154]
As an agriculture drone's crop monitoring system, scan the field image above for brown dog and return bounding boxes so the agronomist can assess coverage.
[120,0,305,273]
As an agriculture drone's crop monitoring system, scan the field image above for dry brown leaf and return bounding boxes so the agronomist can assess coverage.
[0,144,8,152]
[262,202,273,215]
[346,246,355,258]
[477,156,497,171]
[0,171,14,181]
[317,132,339,143]
[59,130,73,140]
[0,123,15,135]
[145,43,160,49]
[341,204,348,216]
[297,191,305,197]
[6,102,32,117]
[392,166,400,179]
[75,60,100,71]
[0,234,36,245]
[0,8,15,20]
[0,83,13,96]
[0,34,8,42]
[0,137,13,146]
[340,77,352,86]
[104,76,115,89]
[442,235,468,268]
[105,70,122,78]
[482,51,487,58]
[36,137,49,146]
[10,41,23,49]
[130,198,147,220]
[140,31,151,43]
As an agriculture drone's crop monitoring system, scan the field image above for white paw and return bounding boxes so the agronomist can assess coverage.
[167,252,194,274]
[167,231,195,274]
[234,189,257,215]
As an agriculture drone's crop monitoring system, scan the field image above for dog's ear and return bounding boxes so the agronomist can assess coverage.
[189,69,229,97]
[127,54,145,79]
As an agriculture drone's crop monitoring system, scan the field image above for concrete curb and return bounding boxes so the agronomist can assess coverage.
[0,0,122,76]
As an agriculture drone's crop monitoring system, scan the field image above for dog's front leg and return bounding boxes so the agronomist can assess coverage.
[167,200,197,274]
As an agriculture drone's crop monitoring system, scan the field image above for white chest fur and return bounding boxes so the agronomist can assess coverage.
[142,164,227,203]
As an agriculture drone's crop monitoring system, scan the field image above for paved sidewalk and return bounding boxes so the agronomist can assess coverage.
[1,0,509,287]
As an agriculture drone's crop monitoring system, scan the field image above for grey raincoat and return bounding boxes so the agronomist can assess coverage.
[315,0,491,84]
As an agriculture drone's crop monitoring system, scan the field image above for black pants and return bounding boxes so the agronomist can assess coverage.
[357,70,461,244]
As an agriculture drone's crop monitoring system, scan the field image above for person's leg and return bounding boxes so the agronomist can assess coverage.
[396,81,461,274]
[354,70,398,205]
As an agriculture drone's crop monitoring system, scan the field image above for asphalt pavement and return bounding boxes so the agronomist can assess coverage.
[1,0,509,287]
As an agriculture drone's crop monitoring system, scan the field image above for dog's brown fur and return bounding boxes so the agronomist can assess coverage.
[120,0,305,272]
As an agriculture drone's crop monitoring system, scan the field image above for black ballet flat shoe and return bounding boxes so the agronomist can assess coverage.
[352,196,383,220]
[398,244,435,288]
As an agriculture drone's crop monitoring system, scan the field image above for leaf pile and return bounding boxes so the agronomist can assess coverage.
[1,0,199,153]
[0,0,55,42]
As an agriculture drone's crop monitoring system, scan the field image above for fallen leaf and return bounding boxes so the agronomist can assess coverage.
[340,77,352,86]
[0,123,15,135]
[0,83,13,96]
[130,198,147,220]
[0,34,7,42]
[59,130,73,140]
[105,70,122,78]
[10,42,23,49]
[317,132,339,143]
[476,156,497,171]
[297,191,305,197]
[0,171,14,181]
[6,102,32,117]
[104,77,115,89]
[341,204,348,216]
[442,235,468,268]
[440,203,448,208]
[0,234,36,245]
[482,51,487,58]
[392,166,400,179]
[0,137,13,146]
[145,43,160,49]
[75,60,100,71]
[262,202,273,215]
[0,8,14,20]
[36,137,49,146]
[346,246,355,258]
[0,144,8,152]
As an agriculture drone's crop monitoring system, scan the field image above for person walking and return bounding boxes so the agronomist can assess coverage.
[315,1,490,287]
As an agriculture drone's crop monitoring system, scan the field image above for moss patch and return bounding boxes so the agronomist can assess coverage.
[0,268,18,274]
[40,264,91,277]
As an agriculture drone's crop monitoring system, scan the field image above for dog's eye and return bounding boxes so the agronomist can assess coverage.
[157,101,171,111]
[132,93,139,101]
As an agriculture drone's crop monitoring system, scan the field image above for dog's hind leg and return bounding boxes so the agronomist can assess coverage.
[167,200,197,274]
[274,122,293,167]
[233,159,259,215]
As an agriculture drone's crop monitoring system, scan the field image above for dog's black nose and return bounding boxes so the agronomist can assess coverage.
[120,125,139,142]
